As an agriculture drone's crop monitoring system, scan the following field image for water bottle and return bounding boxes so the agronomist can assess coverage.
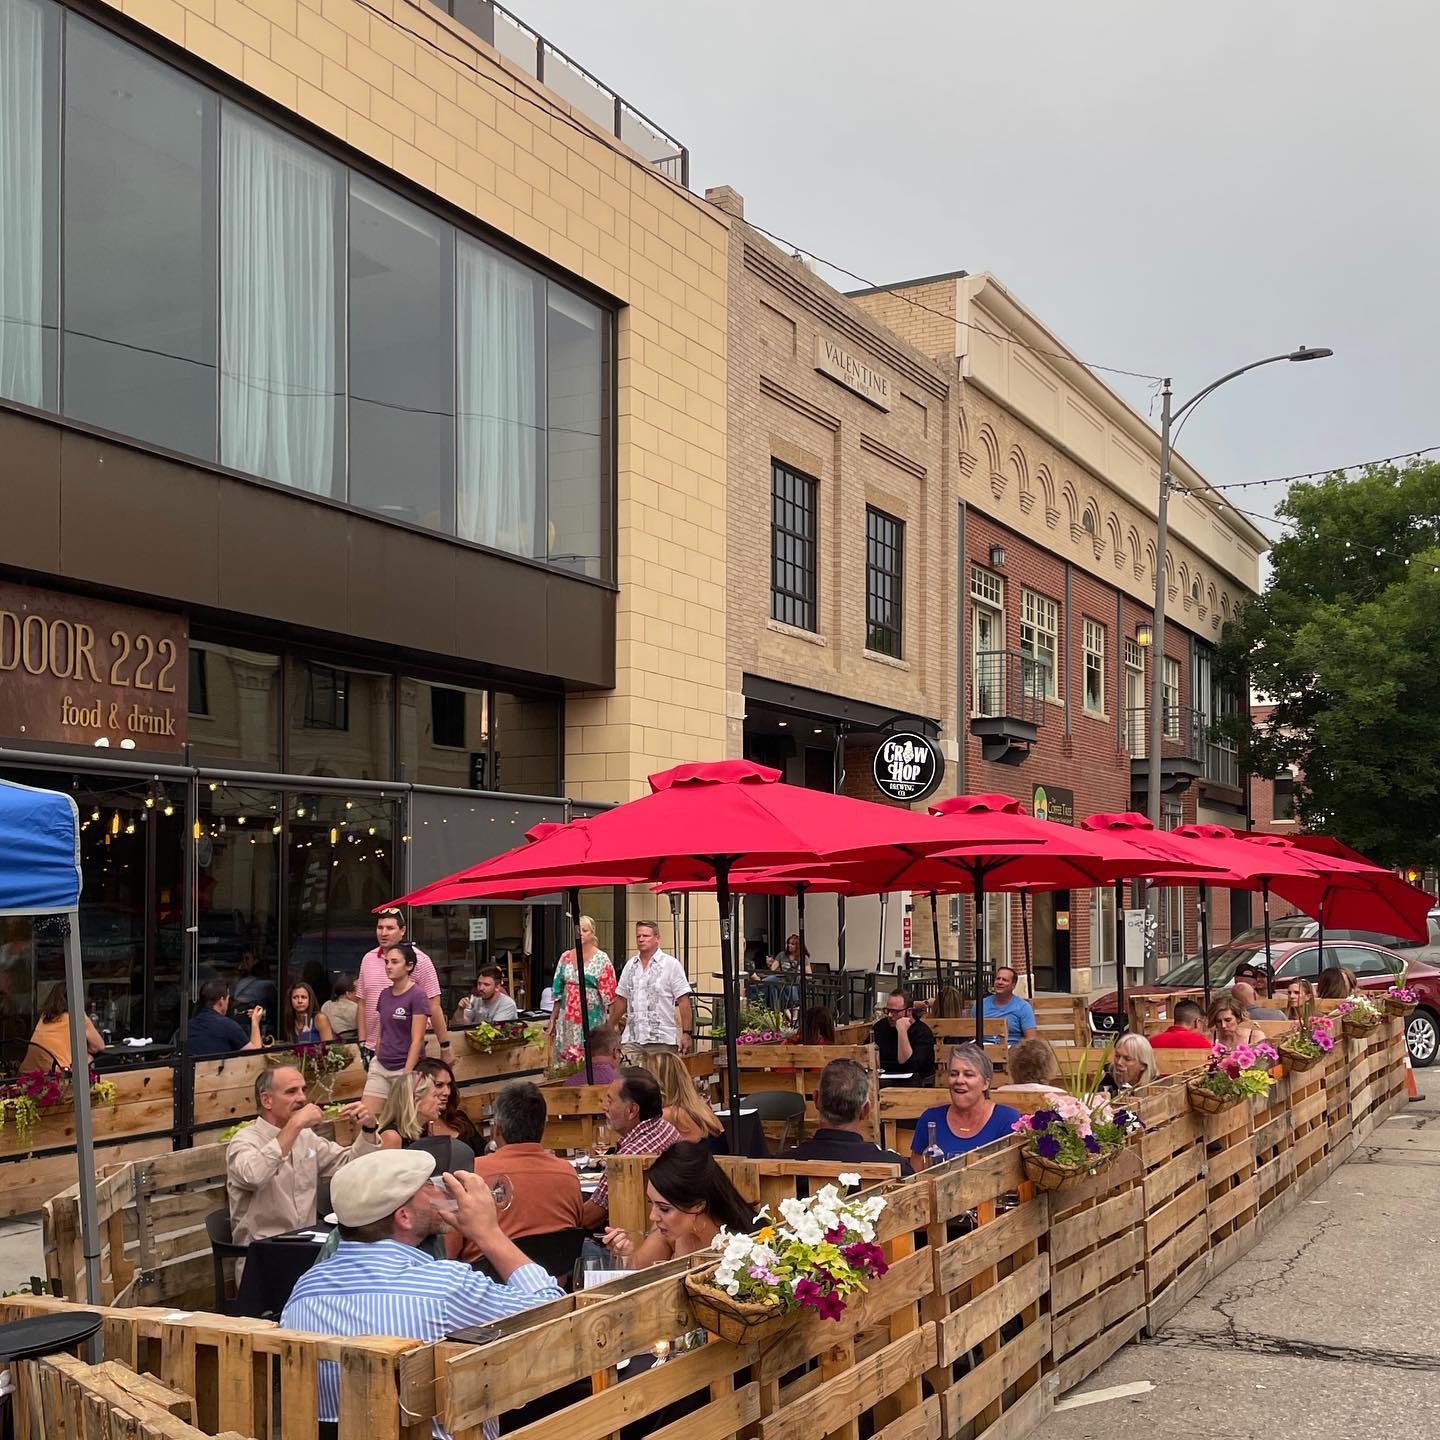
[924,1121,946,1168]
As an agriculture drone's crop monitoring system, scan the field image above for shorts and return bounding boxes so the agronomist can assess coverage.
[363,1059,406,1105]
[622,1041,681,1061]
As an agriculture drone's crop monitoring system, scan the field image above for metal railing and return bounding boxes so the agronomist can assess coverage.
[973,650,1049,725]
[1124,704,1202,761]
[442,0,690,185]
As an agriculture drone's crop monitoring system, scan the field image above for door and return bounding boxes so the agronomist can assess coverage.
[1030,889,1071,993]
[973,603,1002,714]
[1125,640,1145,756]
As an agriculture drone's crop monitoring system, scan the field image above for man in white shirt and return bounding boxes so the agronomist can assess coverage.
[355,909,452,1064]
[609,920,693,1055]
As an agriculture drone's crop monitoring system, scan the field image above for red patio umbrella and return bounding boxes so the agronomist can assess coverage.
[386,760,1029,1130]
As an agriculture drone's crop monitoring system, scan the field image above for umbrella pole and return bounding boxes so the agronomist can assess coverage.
[568,889,593,1085]
[973,872,987,1046]
[715,859,743,1154]
[1114,881,1126,1037]
[1316,888,1327,985]
[1200,882,1212,1006]
[1262,880,1275,997]
[879,892,890,975]
[796,885,808,1032]
[64,914,102,1339]
[930,890,941,968]
[1020,891,1032,999]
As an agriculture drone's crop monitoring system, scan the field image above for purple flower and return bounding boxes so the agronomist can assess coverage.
[841,1241,888,1277]
[1112,1109,1134,1130]
[1083,1134,1102,1154]
[815,1289,846,1321]
[824,1226,846,1245]
[1031,1109,1060,1129]
[794,1278,822,1309]
[1036,1133,1062,1159]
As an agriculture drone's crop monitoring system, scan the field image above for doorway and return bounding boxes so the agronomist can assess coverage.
[1030,889,1071,992]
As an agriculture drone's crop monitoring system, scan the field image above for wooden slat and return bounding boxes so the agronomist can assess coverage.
[934,1203,1047,1296]
[936,1254,1048,1368]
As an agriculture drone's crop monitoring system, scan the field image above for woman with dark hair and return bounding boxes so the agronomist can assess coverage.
[601,1141,753,1268]
[416,1056,481,1148]
[801,1006,836,1045]
[281,982,333,1045]
[28,982,104,1070]
[375,1069,476,1175]
[1317,967,1357,1000]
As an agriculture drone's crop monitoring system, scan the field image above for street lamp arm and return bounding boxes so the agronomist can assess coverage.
[1172,354,1303,424]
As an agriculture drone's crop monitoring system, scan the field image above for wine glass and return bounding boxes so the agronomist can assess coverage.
[489,1175,513,1212]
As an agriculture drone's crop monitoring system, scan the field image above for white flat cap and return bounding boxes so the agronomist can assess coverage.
[331,1149,436,1226]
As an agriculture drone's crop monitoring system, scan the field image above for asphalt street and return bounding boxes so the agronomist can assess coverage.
[1037,1077,1440,1439]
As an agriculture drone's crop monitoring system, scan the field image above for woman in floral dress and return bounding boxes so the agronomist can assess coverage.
[547,914,616,1065]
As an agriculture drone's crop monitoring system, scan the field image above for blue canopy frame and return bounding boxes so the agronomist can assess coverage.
[0,780,101,1318]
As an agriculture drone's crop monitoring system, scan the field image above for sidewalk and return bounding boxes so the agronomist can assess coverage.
[1036,1080,1440,1438]
[0,1214,45,1294]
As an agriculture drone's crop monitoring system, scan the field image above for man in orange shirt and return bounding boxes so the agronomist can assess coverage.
[473,1082,582,1239]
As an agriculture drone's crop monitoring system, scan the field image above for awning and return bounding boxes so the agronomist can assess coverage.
[0,777,82,915]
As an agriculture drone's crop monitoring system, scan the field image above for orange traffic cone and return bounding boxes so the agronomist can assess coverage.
[1406,1054,1425,1104]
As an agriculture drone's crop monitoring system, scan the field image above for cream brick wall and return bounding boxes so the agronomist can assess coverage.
[105,0,729,808]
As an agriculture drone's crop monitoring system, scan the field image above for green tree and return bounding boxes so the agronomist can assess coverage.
[1218,459,1440,868]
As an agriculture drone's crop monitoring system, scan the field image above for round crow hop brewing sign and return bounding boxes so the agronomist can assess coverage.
[872,732,944,804]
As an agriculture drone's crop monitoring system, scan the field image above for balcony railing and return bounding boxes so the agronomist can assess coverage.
[1124,705,1202,763]
[973,650,1049,726]
[441,0,690,185]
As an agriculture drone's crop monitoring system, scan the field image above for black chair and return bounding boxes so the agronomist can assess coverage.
[739,1090,807,1151]
[513,1227,590,1287]
[204,1209,248,1313]
[0,1038,60,1080]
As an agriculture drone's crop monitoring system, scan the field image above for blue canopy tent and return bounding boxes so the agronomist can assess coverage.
[0,780,101,1309]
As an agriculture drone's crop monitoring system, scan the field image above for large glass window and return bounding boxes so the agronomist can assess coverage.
[348,177,455,530]
[63,20,218,457]
[0,0,59,410]
[1083,618,1105,715]
[220,108,345,496]
[1163,656,1182,740]
[187,641,282,770]
[398,679,490,788]
[1020,589,1058,699]
[286,658,391,780]
[865,507,903,658]
[457,238,546,556]
[546,286,607,577]
[771,461,818,631]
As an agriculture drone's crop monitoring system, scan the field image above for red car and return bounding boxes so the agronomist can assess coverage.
[1088,937,1440,1067]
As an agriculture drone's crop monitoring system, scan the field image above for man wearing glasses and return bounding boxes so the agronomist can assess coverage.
[872,988,936,1087]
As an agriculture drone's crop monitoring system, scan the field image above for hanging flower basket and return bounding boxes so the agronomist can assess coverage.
[1334,997,1384,1040]
[464,1022,544,1054]
[1383,995,1418,1019]
[1186,1078,1245,1115]
[684,1265,793,1344]
[1020,1147,1116,1192]
[1276,1041,1323,1072]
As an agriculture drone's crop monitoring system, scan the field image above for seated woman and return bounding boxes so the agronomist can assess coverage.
[415,1056,481,1149]
[639,1050,722,1144]
[1208,995,1267,1049]
[280,982,333,1045]
[801,1006,836,1045]
[912,1044,1021,1169]
[601,1141,753,1268]
[1285,978,1316,1019]
[1002,1037,1063,1092]
[376,1070,476,1174]
[933,986,966,1019]
[1317,967,1356,1000]
[1100,1033,1156,1094]
[27,983,105,1071]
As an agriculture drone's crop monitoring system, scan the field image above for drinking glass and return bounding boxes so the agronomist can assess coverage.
[489,1175,513,1212]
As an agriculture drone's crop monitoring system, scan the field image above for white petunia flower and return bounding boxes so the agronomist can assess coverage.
[838,1172,862,1188]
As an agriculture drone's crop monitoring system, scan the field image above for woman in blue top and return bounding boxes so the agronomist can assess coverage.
[911,1043,1021,1168]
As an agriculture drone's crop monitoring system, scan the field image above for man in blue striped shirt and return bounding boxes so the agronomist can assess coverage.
[282,1150,564,1438]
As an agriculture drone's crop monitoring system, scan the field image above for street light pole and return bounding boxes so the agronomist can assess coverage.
[1143,345,1332,978]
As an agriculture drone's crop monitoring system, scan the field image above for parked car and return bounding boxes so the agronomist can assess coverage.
[1088,938,1440,1067]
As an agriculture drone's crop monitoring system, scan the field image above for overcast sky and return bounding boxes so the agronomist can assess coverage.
[517,0,1439,549]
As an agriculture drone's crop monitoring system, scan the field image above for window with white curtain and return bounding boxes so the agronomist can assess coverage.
[220,108,345,496]
[0,0,58,410]
[1020,589,1058,699]
[457,238,546,557]
[1083,618,1105,714]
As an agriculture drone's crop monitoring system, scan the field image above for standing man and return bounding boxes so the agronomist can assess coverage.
[972,967,1038,1046]
[355,909,453,1068]
[226,1066,378,1245]
[609,920,693,1056]
[453,967,518,1027]
[873,988,936,1086]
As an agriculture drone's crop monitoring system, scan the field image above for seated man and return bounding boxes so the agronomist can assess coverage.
[473,1081,583,1239]
[226,1066,377,1246]
[282,1151,564,1438]
[971,967,1038,1045]
[454,967,519,1027]
[578,1067,680,1230]
[1150,998,1215,1049]
[872,988,936,1086]
[783,1058,911,1175]
[1232,980,1285,1021]
[561,1023,622,1088]
[188,979,264,1057]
